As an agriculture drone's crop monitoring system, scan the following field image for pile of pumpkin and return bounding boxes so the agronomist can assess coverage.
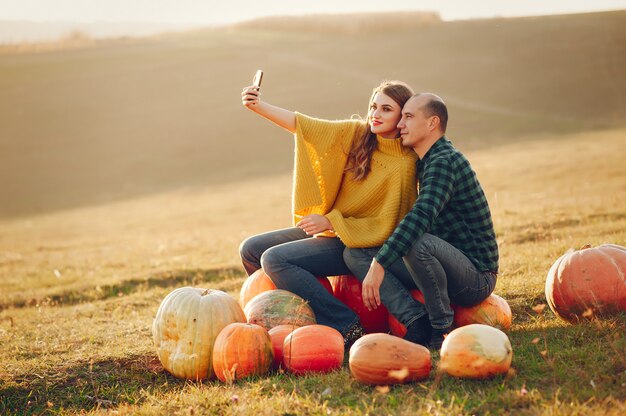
[152,243,625,385]
[152,270,514,384]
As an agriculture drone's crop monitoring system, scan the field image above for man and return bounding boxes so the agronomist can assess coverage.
[343,93,499,349]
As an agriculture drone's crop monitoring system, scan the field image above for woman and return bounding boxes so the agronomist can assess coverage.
[239,80,418,345]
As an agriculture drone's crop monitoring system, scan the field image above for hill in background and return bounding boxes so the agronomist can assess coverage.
[0,10,625,218]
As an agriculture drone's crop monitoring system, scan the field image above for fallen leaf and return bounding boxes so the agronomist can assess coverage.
[375,385,390,394]
[531,337,540,344]
[532,304,546,314]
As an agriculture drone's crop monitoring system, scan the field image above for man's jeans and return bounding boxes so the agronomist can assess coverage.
[239,227,359,335]
[344,233,496,329]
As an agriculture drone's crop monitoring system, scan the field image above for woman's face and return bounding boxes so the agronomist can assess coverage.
[368,92,402,138]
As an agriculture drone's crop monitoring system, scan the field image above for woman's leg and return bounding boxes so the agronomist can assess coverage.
[261,237,359,336]
[239,227,309,275]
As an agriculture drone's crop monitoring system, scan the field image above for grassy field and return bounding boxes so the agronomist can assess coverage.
[1,125,625,414]
[1,10,626,416]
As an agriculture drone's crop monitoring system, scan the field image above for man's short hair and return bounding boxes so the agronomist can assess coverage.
[418,95,448,133]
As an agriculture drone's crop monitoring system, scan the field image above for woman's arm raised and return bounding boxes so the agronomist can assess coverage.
[241,86,296,134]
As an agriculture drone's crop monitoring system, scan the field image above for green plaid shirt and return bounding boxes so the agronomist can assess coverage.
[375,136,499,272]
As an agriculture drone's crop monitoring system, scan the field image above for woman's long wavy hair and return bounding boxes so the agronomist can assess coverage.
[345,80,414,181]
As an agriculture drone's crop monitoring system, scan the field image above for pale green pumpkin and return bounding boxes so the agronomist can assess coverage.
[152,287,246,380]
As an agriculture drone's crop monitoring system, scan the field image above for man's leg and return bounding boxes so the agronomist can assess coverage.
[261,237,360,338]
[403,233,496,348]
[239,227,309,275]
[343,247,432,345]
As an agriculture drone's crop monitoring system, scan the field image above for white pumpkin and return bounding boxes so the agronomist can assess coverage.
[152,287,246,380]
[439,324,513,379]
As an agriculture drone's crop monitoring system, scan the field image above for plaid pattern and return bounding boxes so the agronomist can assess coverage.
[375,136,499,272]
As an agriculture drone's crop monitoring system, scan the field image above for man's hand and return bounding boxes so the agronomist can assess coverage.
[296,214,332,235]
[362,259,384,311]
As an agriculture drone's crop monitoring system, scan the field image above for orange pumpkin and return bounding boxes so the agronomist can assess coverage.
[268,324,300,369]
[452,294,512,331]
[545,244,626,322]
[212,323,274,383]
[440,324,512,379]
[239,269,276,308]
[244,289,316,330]
[240,269,334,308]
[152,287,246,380]
[349,333,431,385]
[388,290,512,336]
[330,275,389,333]
[283,325,344,374]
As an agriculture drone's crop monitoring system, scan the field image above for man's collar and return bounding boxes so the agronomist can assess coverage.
[419,135,448,161]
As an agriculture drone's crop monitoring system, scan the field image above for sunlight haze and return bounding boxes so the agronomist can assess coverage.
[2,0,625,24]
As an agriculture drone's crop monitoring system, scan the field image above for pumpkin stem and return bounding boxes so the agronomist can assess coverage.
[580,244,592,250]
[201,289,211,296]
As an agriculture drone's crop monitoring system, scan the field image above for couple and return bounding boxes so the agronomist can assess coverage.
[240,80,498,350]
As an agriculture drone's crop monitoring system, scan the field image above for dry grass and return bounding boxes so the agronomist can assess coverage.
[1,126,625,415]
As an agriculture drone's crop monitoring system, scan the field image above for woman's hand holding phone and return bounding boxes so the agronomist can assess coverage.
[241,85,260,109]
[241,70,297,133]
[242,70,263,109]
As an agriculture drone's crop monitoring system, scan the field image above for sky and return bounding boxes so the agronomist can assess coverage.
[1,0,626,24]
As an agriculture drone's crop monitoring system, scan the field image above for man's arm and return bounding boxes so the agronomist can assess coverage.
[361,156,457,309]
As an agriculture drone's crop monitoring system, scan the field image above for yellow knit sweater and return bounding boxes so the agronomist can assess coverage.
[292,113,418,248]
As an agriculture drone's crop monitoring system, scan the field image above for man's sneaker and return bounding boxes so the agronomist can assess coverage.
[343,321,365,349]
[403,315,431,347]
[429,325,454,351]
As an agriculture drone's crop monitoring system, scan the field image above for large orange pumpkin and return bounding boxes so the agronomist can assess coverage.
[388,290,512,337]
[439,324,512,379]
[268,324,300,369]
[545,244,626,322]
[212,323,274,383]
[330,275,389,333]
[349,333,431,385]
[240,269,334,308]
[152,287,246,380]
[283,325,344,374]
[244,289,316,330]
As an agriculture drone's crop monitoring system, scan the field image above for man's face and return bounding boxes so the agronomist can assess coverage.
[397,96,432,149]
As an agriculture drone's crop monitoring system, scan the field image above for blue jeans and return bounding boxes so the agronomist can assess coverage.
[239,227,359,335]
[344,233,496,329]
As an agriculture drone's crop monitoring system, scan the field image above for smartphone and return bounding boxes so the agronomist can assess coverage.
[252,70,263,89]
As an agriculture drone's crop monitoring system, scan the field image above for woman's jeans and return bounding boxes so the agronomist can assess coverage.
[344,233,496,329]
[239,227,359,335]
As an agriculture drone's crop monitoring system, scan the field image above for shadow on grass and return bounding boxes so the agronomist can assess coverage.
[1,266,244,312]
[0,353,196,415]
[1,317,624,415]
